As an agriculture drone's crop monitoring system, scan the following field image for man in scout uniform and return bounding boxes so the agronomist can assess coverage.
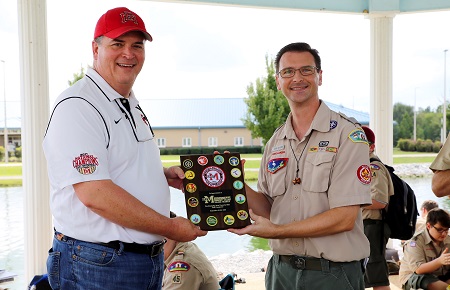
[228,42,371,289]
[361,126,394,290]
[430,134,450,197]
[163,212,219,290]
[400,208,450,289]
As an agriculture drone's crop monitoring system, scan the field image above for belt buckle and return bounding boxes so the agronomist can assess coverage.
[289,256,306,270]
[150,240,166,257]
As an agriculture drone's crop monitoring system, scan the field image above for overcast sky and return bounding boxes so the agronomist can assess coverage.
[1,0,450,126]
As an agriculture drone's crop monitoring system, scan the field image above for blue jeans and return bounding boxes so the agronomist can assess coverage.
[47,233,164,290]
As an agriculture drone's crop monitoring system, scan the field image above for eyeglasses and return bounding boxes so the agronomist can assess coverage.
[277,66,318,78]
[433,225,449,234]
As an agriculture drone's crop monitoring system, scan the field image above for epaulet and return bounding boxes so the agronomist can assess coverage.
[273,122,286,134]
[338,112,360,126]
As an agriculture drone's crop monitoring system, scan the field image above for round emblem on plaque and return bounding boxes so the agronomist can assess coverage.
[190,214,201,224]
[233,180,244,190]
[206,216,218,227]
[182,159,193,169]
[187,197,199,207]
[229,156,239,166]
[185,170,195,180]
[202,166,225,188]
[214,155,224,165]
[235,194,246,204]
[224,215,235,226]
[230,168,241,178]
[186,183,197,193]
[237,210,249,220]
[197,156,208,166]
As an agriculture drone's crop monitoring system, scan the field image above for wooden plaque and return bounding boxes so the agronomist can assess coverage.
[180,153,251,231]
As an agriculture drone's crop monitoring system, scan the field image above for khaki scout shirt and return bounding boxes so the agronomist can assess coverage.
[257,101,372,262]
[399,229,450,285]
[430,132,450,171]
[163,242,219,290]
[362,153,394,220]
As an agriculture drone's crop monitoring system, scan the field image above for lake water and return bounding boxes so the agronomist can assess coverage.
[0,176,444,289]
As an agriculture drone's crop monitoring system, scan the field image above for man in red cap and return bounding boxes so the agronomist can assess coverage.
[361,126,394,290]
[43,7,206,290]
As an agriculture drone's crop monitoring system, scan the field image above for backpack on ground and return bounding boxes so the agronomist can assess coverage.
[370,157,419,240]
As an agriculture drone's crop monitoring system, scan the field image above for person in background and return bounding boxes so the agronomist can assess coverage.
[430,134,450,197]
[415,200,439,234]
[361,126,394,290]
[399,208,450,290]
[228,42,371,290]
[163,212,220,290]
[42,7,206,290]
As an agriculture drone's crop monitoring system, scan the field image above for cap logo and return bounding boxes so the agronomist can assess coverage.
[120,11,138,25]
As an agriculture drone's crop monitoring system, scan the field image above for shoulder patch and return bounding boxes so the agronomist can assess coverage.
[168,261,191,272]
[348,129,369,144]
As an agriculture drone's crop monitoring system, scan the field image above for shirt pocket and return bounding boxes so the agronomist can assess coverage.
[302,153,335,193]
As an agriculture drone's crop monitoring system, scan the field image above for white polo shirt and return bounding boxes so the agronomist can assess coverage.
[43,67,169,244]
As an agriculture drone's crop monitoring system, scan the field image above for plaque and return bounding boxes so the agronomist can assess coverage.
[180,153,251,231]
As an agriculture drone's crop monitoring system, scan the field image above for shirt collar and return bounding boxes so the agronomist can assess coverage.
[86,67,136,103]
[279,100,332,141]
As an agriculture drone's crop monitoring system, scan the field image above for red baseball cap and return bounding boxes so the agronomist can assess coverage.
[94,7,152,41]
[362,126,375,144]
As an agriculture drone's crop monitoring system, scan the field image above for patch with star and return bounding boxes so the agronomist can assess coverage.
[267,158,288,174]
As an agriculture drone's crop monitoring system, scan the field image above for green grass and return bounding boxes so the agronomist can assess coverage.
[0,164,22,176]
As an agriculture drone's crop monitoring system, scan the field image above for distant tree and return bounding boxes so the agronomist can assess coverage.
[393,103,413,145]
[68,66,86,86]
[243,55,290,145]
[397,112,413,140]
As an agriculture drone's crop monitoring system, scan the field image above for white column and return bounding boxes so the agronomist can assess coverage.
[17,0,52,282]
[368,13,395,164]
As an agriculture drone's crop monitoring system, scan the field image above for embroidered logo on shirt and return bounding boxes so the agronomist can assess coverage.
[348,129,369,144]
[357,164,371,185]
[168,261,191,272]
[330,120,338,130]
[267,158,288,174]
[73,153,99,175]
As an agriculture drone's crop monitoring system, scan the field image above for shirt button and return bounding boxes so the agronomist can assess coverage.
[293,196,298,200]
[294,242,299,247]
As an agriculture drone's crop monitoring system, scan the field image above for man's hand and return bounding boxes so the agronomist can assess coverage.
[167,217,208,242]
[227,209,278,238]
[164,166,185,190]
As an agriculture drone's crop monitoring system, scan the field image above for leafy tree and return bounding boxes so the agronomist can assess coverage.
[397,112,413,140]
[68,66,86,86]
[243,55,290,145]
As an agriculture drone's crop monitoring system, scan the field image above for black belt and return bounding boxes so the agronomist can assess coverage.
[55,232,166,257]
[278,255,344,271]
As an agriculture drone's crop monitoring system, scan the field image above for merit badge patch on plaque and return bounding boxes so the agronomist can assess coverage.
[180,153,251,231]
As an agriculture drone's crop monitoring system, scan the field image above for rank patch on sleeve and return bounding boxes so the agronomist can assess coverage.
[72,153,99,175]
[348,129,369,144]
[357,165,371,185]
[267,158,288,174]
[168,261,191,272]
